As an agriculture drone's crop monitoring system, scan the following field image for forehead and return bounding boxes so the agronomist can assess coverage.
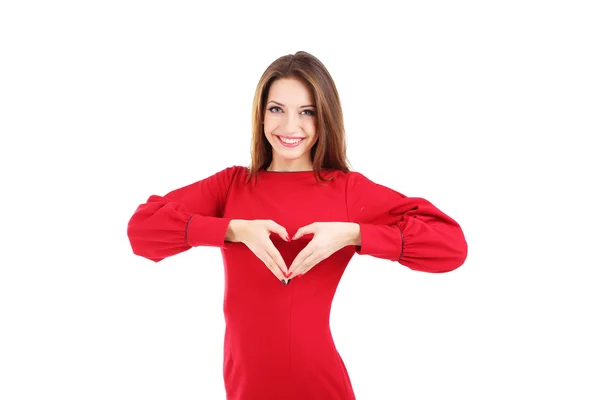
[267,78,313,105]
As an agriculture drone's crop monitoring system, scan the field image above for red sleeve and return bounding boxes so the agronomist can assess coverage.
[126,165,240,262]
[345,171,468,273]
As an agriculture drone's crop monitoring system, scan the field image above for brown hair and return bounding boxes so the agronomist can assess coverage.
[245,51,352,185]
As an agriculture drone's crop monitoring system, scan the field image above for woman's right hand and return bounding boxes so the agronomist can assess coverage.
[236,219,290,283]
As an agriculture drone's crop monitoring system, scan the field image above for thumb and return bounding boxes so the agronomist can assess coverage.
[292,224,313,240]
[267,220,290,242]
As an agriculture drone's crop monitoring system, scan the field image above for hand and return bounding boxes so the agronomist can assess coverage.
[287,222,359,279]
[237,219,290,283]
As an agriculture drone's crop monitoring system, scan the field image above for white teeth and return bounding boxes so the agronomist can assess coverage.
[280,137,302,144]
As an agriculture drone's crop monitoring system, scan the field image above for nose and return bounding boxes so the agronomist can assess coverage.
[281,111,301,134]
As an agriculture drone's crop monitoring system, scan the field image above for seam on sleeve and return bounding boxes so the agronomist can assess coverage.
[219,165,241,217]
[397,226,404,261]
[185,214,195,246]
[344,171,351,223]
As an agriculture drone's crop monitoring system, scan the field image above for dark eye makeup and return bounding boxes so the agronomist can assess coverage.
[268,106,316,116]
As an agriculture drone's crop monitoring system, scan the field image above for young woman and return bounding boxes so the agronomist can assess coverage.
[127,51,468,400]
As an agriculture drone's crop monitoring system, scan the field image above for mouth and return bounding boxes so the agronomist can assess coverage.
[275,135,306,148]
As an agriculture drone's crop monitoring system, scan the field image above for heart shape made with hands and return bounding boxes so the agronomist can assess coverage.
[269,232,314,244]
[265,221,359,281]
[268,231,314,279]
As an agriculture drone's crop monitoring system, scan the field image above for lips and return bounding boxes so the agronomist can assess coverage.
[276,135,307,140]
[275,135,306,148]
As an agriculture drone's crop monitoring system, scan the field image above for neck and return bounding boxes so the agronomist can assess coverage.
[266,161,313,172]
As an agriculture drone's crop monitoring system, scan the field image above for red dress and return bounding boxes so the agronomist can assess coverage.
[127,166,468,399]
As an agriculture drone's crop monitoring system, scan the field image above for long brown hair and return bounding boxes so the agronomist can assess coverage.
[245,51,352,185]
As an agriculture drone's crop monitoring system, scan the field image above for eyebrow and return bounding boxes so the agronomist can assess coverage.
[267,100,315,108]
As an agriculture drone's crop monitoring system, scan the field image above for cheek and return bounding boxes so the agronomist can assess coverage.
[264,123,279,138]
[262,122,274,137]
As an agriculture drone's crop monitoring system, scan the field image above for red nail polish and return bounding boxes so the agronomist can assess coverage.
[297,273,303,278]
[286,235,291,242]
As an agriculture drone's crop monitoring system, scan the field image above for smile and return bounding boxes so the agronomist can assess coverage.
[276,135,306,148]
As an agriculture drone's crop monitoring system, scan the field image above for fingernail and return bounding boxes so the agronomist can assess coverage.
[286,235,291,242]
[281,279,287,285]
[297,273,303,278]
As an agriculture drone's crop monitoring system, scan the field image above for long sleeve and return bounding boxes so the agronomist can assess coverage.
[345,171,467,273]
[126,165,240,262]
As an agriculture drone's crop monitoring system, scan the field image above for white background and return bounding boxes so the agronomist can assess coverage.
[1,1,599,399]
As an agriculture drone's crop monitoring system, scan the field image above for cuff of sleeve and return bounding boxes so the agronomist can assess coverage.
[355,223,404,261]
[186,215,233,248]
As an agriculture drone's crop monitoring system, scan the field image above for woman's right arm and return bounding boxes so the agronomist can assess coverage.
[126,165,243,262]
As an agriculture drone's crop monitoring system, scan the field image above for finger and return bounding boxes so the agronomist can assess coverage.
[265,243,289,276]
[289,251,326,279]
[289,267,306,280]
[291,261,316,279]
[262,253,287,283]
[288,246,312,276]
[288,261,307,279]
[267,220,290,242]
[292,223,316,240]
[302,253,322,272]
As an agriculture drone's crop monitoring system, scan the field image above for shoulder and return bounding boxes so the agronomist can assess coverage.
[211,164,248,177]
[232,165,250,172]
[221,164,248,173]
[224,165,253,184]
[193,165,248,188]
[344,170,407,198]
[343,170,372,188]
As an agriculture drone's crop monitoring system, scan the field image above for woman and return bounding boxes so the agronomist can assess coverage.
[127,51,468,400]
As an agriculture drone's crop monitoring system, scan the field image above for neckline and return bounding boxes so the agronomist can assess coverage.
[257,167,337,181]
[261,165,317,173]
[263,169,315,173]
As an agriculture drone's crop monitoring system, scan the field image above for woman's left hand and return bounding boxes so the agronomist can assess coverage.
[286,222,360,280]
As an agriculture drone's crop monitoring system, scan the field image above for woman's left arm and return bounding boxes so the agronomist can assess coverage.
[346,171,468,273]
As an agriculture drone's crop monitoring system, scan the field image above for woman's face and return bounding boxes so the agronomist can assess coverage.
[263,77,318,170]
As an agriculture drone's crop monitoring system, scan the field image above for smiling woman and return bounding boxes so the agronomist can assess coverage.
[262,78,318,171]
[245,52,350,184]
[127,50,468,400]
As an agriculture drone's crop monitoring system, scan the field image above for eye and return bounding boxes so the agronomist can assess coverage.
[267,106,316,116]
